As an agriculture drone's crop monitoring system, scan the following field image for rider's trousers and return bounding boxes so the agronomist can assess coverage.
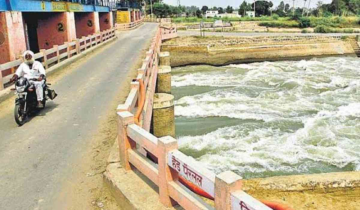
[29,80,45,101]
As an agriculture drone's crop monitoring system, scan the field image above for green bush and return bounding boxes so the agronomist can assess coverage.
[272,14,279,20]
[344,28,354,33]
[299,17,311,28]
[259,21,299,28]
[301,29,309,33]
[323,11,333,17]
[314,25,330,33]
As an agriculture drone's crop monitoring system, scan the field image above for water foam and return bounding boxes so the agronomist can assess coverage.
[174,57,360,178]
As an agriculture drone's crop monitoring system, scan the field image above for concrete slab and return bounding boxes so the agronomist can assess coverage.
[104,162,179,210]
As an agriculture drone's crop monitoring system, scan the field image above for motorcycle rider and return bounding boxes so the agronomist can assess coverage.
[10,50,46,108]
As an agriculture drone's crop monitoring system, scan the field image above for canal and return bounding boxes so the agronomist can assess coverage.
[173,56,360,179]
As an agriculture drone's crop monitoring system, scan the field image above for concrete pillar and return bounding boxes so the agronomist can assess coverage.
[152,93,175,138]
[131,10,135,22]
[118,111,136,170]
[159,52,171,66]
[99,12,113,31]
[158,136,178,207]
[215,171,243,210]
[109,11,114,28]
[0,11,27,64]
[75,12,100,39]
[156,66,172,94]
[37,12,77,50]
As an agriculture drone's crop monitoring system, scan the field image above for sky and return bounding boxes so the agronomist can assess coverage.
[163,0,333,9]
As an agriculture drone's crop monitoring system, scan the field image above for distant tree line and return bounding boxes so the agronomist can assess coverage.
[143,0,360,18]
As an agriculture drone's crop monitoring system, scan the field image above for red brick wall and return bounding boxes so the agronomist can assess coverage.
[99,12,112,32]
[0,12,11,65]
[0,12,26,65]
[37,12,76,50]
[75,12,100,38]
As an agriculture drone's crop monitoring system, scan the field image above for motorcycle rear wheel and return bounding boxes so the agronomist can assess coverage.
[14,104,26,126]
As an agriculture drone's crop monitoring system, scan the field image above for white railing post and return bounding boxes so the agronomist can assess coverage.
[87,35,91,49]
[118,111,135,170]
[54,45,60,63]
[40,49,48,69]
[158,136,179,207]
[75,40,80,54]
[215,171,243,210]
[64,42,70,58]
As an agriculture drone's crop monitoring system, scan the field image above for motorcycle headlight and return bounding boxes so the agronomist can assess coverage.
[16,86,26,93]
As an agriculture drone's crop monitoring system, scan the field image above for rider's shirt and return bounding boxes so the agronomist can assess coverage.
[15,61,46,80]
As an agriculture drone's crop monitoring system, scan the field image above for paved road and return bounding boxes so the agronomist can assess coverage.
[0,23,158,210]
[179,30,360,37]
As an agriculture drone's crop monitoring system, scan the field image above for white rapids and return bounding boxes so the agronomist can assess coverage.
[172,57,360,178]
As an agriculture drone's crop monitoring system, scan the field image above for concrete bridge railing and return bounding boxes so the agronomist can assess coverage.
[116,26,272,210]
[0,28,116,90]
[161,25,178,41]
[116,18,144,31]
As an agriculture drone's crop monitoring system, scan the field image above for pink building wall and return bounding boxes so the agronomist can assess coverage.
[75,12,100,38]
[37,12,77,50]
[0,12,27,65]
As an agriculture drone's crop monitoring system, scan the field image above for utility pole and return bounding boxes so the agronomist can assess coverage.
[307,0,311,16]
[302,0,307,16]
[150,0,153,21]
[254,0,256,17]
[292,0,295,16]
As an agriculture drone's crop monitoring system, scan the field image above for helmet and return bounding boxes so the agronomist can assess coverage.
[23,50,35,65]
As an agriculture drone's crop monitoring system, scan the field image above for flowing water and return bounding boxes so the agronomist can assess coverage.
[172,57,360,179]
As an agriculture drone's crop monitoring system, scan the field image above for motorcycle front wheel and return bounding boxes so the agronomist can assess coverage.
[14,104,26,126]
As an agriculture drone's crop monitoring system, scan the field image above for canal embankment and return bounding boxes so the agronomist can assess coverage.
[162,35,359,67]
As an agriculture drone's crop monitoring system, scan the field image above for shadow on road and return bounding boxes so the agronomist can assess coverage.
[25,102,59,124]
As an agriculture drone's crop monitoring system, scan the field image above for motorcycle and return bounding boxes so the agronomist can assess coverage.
[13,77,57,126]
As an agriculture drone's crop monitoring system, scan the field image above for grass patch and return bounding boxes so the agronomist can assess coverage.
[314,25,360,33]
[259,20,299,28]
[172,16,290,23]
[252,16,360,29]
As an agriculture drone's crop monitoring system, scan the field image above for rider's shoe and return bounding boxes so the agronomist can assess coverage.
[37,101,44,108]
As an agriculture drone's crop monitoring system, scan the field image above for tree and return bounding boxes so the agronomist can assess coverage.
[226,5,234,13]
[201,6,209,14]
[277,1,285,11]
[239,1,249,16]
[218,7,225,14]
[196,9,202,18]
[285,3,291,12]
[349,0,360,15]
[153,3,170,18]
[185,6,199,16]
[251,1,273,16]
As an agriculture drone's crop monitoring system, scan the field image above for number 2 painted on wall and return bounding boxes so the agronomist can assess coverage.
[57,23,64,32]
